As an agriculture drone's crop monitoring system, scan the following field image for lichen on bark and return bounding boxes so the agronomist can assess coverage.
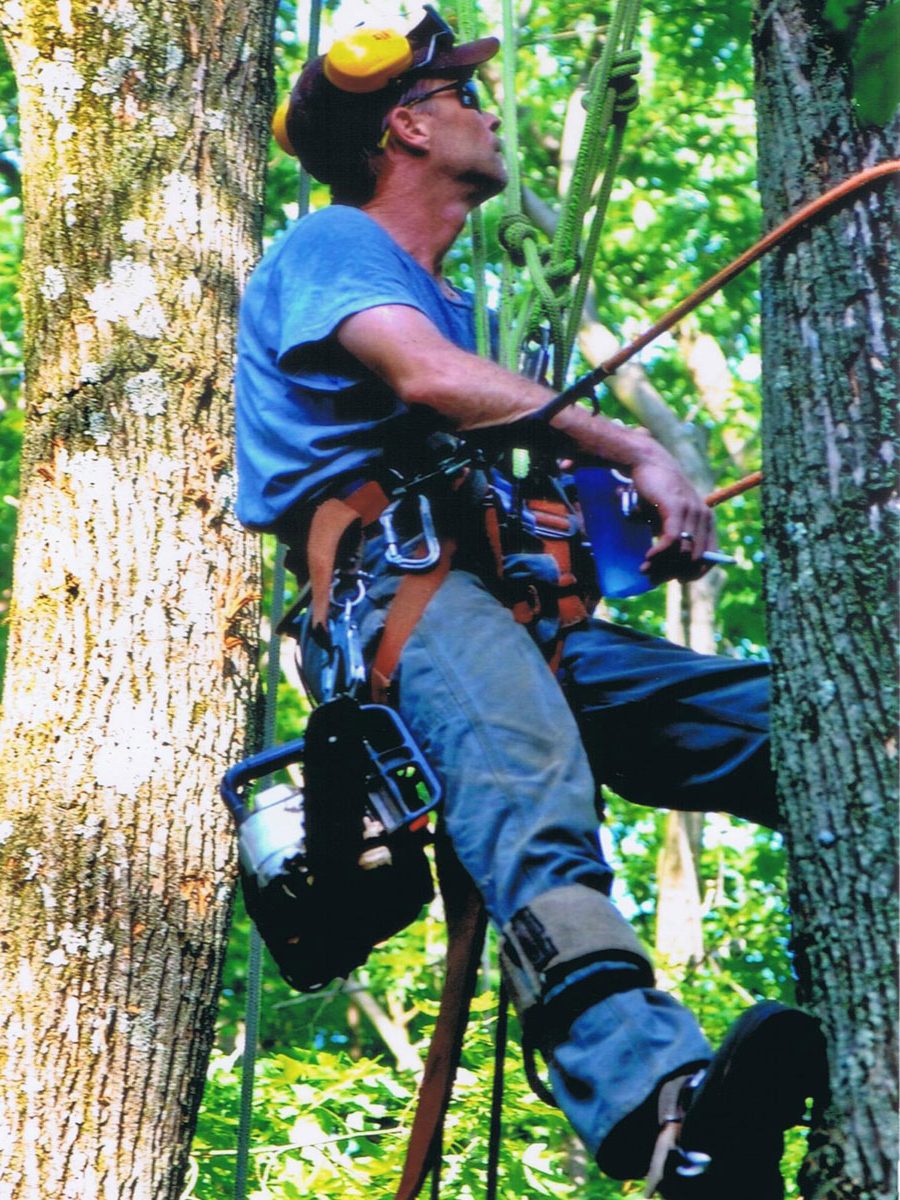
[0,0,277,1194]
[753,0,899,1195]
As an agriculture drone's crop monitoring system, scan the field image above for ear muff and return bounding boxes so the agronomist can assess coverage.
[271,97,296,155]
[271,24,423,157]
[323,28,414,93]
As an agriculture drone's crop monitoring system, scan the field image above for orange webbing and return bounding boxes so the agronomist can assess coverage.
[369,538,457,704]
[306,480,391,632]
[511,498,589,633]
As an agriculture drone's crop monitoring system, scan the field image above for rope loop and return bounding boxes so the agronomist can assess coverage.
[497,213,542,267]
[583,48,642,115]
[543,255,580,289]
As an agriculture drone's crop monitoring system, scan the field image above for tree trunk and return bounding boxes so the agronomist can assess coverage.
[753,1,899,1195]
[0,1,275,1195]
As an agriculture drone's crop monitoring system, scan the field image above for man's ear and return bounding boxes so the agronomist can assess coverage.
[383,105,432,155]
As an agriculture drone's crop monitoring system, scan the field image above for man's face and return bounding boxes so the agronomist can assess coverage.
[409,77,508,202]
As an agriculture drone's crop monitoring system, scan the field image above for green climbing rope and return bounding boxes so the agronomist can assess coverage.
[560,6,642,374]
[494,0,644,388]
[457,0,491,359]
[496,0,525,370]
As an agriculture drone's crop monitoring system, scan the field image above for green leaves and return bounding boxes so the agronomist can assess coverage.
[821,0,900,126]
[851,3,900,126]
[823,0,867,34]
[0,100,22,678]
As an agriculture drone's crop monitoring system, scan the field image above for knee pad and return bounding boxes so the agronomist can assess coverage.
[500,883,655,1048]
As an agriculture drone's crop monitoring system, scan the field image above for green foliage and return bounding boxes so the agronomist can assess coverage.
[821,0,900,126]
[823,0,867,33]
[193,1047,415,1199]
[850,3,900,125]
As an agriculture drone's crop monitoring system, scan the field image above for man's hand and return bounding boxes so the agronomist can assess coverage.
[628,435,716,582]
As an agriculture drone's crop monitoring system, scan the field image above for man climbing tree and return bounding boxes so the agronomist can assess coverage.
[233,9,829,1197]
[754,1,899,1196]
[0,0,275,1195]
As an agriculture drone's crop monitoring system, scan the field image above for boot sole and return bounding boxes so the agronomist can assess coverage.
[679,1001,827,1165]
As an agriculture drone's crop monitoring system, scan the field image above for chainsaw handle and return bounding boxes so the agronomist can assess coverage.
[220,737,306,823]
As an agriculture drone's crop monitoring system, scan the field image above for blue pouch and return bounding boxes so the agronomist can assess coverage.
[574,466,653,598]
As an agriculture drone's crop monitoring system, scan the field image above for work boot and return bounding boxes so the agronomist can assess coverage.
[645,1001,827,1199]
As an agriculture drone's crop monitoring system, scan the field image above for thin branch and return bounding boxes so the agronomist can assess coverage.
[191,1126,404,1158]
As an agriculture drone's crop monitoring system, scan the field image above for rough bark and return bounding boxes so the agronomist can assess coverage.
[753,0,899,1195]
[0,0,275,1195]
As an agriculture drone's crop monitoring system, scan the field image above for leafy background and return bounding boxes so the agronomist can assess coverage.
[0,37,22,675]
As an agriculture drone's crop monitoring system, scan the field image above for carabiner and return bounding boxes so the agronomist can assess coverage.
[320,575,369,702]
[611,469,642,520]
[380,493,441,571]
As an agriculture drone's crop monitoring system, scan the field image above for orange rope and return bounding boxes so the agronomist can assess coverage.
[539,160,900,421]
[706,470,762,507]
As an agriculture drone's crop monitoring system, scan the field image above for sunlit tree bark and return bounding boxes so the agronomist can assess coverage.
[0,0,275,1194]
[754,0,899,1195]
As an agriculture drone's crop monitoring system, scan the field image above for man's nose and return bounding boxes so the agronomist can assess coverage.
[485,110,501,132]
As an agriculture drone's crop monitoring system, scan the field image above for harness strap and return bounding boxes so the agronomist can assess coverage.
[370,535,458,704]
[509,498,591,673]
[394,847,488,1200]
[306,480,391,632]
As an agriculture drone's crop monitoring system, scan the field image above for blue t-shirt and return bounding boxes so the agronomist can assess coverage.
[235,205,479,531]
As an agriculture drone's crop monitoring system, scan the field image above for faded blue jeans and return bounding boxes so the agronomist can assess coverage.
[299,541,773,1172]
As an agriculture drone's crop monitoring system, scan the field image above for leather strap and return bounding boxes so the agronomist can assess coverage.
[306,480,390,632]
[509,498,590,651]
[370,537,457,704]
[393,845,488,1200]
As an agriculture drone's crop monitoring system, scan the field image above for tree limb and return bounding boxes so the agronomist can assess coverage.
[352,986,423,1075]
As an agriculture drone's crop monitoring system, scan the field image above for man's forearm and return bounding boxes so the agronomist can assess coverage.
[337,303,715,567]
[401,335,668,472]
[338,304,663,470]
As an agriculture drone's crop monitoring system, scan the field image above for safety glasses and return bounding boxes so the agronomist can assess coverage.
[378,79,483,151]
[404,79,482,112]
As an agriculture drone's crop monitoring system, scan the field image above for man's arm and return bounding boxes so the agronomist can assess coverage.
[336,303,714,571]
